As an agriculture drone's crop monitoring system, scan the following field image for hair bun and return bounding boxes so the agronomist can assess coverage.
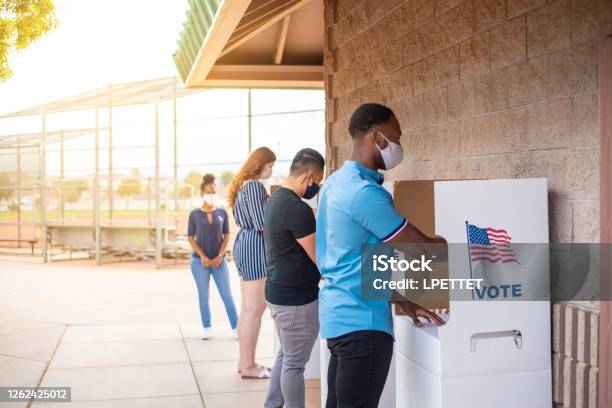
[202,174,215,183]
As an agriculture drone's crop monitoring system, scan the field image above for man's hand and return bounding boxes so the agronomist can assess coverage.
[393,301,445,327]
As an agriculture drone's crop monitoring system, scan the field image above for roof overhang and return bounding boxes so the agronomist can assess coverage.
[173,0,324,89]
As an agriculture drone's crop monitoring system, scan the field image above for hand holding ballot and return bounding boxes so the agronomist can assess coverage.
[393,300,446,327]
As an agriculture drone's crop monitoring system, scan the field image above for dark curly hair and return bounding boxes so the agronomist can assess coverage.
[348,103,395,138]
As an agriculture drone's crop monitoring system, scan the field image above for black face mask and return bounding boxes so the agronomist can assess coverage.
[303,181,320,200]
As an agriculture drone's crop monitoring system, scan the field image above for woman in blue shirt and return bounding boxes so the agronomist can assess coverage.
[188,174,238,340]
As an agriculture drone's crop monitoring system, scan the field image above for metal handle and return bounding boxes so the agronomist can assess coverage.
[470,330,522,353]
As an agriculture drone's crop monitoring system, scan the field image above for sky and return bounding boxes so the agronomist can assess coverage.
[0,0,189,113]
[0,0,325,181]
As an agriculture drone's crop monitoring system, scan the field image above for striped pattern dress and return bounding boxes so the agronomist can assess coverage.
[232,180,268,281]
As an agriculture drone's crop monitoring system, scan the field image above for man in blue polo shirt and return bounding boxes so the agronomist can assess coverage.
[316,103,446,408]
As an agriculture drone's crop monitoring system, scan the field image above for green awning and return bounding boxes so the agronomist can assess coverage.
[173,0,222,82]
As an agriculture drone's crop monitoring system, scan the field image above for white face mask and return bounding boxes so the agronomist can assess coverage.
[260,166,272,180]
[375,129,404,170]
[203,193,217,206]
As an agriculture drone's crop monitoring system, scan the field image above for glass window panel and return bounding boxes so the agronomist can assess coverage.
[251,89,324,115]
[251,110,325,178]
[178,89,248,121]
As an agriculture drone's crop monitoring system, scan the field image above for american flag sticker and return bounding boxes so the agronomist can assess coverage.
[467,223,519,265]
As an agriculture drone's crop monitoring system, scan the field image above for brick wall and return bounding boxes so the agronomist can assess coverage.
[323,0,612,406]
[553,302,600,407]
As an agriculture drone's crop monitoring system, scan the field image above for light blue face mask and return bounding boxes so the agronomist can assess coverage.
[203,193,217,206]
[375,129,404,170]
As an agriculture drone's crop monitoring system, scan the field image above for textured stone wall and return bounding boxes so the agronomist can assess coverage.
[322,0,611,406]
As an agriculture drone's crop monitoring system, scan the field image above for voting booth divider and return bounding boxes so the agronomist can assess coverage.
[392,178,552,408]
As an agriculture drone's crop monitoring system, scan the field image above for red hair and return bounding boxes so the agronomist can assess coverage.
[227,147,276,207]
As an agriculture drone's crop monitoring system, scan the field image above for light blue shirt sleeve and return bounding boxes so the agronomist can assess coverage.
[350,184,407,242]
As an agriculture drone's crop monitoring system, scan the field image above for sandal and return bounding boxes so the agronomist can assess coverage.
[238,364,271,374]
[241,368,271,379]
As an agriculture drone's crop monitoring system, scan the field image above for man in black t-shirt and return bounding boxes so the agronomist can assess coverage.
[263,148,324,408]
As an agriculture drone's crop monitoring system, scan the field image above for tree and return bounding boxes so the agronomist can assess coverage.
[1,0,58,80]
[177,184,192,209]
[116,169,142,210]
[220,171,234,187]
[178,185,192,200]
[182,171,203,210]
[185,171,202,191]
[63,179,88,205]
[0,172,14,202]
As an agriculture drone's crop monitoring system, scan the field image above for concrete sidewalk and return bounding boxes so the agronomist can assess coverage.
[0,256,320,407]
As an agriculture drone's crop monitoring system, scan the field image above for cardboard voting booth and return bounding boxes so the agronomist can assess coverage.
[393,178,552,408]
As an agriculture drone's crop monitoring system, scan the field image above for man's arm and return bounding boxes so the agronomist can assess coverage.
[296,232,316,264]
[386,221,444,245]
[385,223,447,327]
[285,201,317,262]
[386,221,447,259]
[349,186,447,326]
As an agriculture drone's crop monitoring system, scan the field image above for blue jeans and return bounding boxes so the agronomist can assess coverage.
[190,256,238,329]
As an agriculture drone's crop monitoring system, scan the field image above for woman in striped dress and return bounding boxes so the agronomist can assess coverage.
[227,146,276,379]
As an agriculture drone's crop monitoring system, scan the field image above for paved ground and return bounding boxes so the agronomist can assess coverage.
[0,256,320,407]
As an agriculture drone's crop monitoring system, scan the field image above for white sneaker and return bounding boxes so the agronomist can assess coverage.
[202,327,212,340]
[232,328,239,340]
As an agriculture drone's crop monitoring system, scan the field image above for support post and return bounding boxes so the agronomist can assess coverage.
[60,130,64,220]
[16,134,21,248]
[147,177,152,226]
[173,88,179,263]
[247,88,252,153]
[154,103,162,269]
[108,85,113,224]
[40,112,48,262]
[94,108,101,265]
[31,175,35,240]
